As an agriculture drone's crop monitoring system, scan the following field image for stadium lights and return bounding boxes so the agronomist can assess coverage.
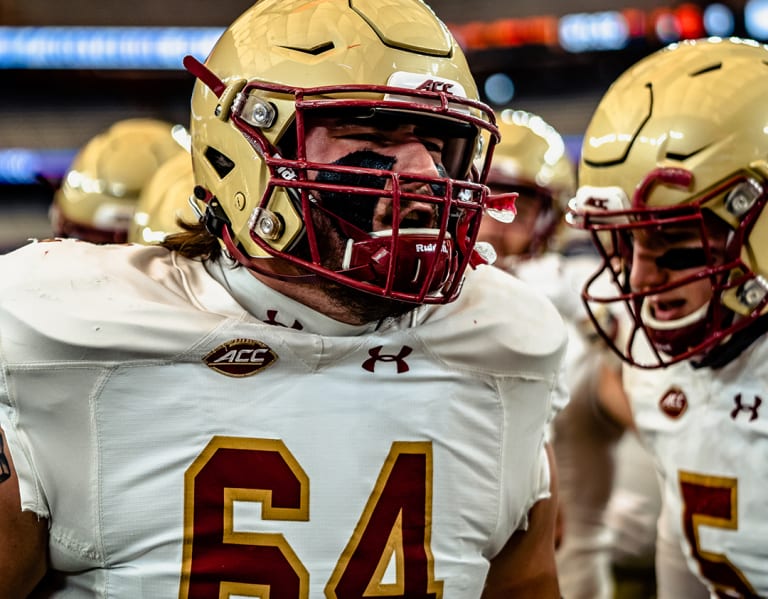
[0,26,223,69]
[0,149,75,185]
[0,4,750,70]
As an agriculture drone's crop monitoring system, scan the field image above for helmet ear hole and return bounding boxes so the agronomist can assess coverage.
[204,147,236,179]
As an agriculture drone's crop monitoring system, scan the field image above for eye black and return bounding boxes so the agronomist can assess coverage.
[655,247,708,270]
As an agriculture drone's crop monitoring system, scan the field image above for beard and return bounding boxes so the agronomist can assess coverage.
[290,201,417,324]
[278,149,427,324]
[321,279,418,324]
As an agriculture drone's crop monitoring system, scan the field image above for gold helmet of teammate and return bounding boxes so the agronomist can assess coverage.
[51,118,187,243]
[129,151,202,244]
[480,109,576,259]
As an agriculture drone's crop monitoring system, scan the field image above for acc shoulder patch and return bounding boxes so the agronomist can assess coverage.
[659,386,688,419]
[203,338,278,377]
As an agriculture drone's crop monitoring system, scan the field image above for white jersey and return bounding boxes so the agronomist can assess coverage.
[624,341,768,597]
[0,239,567,598]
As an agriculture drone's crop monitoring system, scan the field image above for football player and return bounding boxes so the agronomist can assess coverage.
[50,118,187,243]
[0,1,568,597]
[477,109,650,599]
[569,37,768,597]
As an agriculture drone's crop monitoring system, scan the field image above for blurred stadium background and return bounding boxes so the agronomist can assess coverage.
[0,0,764,248]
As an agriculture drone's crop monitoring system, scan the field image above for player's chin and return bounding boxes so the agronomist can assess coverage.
[324,280,417,324]
[312,217,419,322]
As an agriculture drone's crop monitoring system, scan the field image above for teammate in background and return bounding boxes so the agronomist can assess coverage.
[569,37,768,597]
[128,150,200,245]
[478,109,661,599]
[0,1,568,597]
[478,109,620,598]
[50,117,187,243]
[477,109,594,278]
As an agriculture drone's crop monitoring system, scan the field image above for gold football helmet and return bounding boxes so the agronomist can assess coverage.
[484,109,576,257]
[129,151,201,244]
[185,0,503,304]
[51,118,187,243]
[569,38,768,368]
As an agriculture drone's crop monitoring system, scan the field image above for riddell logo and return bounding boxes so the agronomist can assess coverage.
[417,79,455,94]
[415,242,449,254]
[203,339,278,377]
[659,387,688,419]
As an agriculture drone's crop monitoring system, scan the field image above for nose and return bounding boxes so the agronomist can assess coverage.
[629,246,667,292]
[389,139,441,179]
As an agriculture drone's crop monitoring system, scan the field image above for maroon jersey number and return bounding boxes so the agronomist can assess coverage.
[679,471,757,598]
[180,437,444,599]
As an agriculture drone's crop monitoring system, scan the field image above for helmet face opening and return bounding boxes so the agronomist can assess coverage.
[298,105,480,180]
[483,183,558,259]
[200,76,499,304]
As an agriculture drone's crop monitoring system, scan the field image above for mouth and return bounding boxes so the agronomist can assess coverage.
[648,296,689,321]
[374,201,437,231]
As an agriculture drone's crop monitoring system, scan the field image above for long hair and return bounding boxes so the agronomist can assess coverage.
[160,220,222,261]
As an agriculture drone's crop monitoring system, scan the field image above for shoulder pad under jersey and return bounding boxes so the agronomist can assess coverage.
[0,239,236,361]
[415,264,568,378]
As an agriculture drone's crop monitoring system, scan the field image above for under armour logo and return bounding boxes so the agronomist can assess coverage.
[362,345,413,373]
[264,310,303,330]
[731,393,762,422]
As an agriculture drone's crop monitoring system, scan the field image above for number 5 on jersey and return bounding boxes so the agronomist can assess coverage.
[679,471,757,597]
[179,437,444,598]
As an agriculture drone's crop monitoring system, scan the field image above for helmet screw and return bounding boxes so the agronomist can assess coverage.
[738,276,768,311]
[248,208,283,241]
[259,218,275,236]
[214,104,223,117]
[732,195,750,214]
[725,179,763,217]
[235,192,246,211]
[250,100,277,128]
